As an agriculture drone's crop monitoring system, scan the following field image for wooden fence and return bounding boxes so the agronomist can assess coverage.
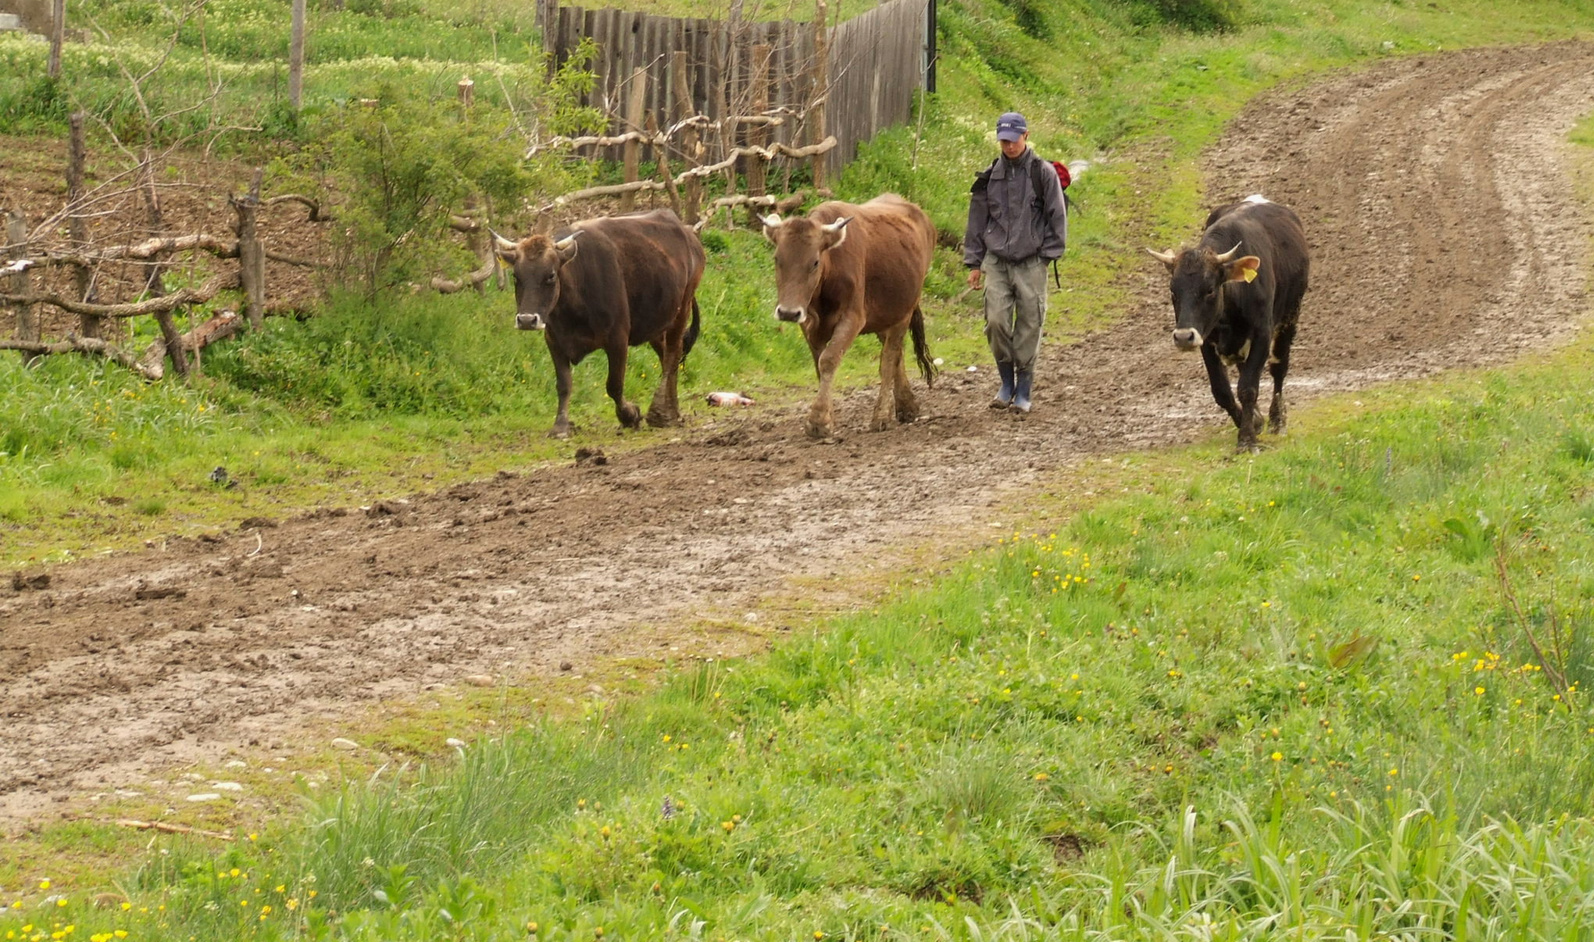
[539,0,929,177]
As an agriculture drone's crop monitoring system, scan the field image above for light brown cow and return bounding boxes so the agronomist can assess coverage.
[762,194,937,439]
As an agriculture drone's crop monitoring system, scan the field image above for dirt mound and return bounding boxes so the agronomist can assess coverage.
[3,42,1592,827]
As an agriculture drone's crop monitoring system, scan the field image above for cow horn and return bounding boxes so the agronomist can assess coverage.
[554,231,582,251]
[489,228,518,252]
[822,216,852,234]
[1146,248,1178,267]
[1213,242,1243,262]
[760,213,783,230]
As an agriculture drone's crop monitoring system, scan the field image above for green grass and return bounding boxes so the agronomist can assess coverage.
[11,302,1594,941]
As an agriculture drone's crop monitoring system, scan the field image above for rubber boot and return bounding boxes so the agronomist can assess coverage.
[1011,371,1033,414]
[991,361,1015,409]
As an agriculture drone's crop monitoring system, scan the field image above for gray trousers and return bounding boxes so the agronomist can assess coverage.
[982,255,1048,374]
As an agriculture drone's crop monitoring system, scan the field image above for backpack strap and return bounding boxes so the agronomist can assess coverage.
[1029,156,1063,289]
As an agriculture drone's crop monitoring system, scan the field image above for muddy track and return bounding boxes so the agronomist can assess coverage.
[3,42,1592,827]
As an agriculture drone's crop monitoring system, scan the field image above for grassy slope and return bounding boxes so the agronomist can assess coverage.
[3,1,1594,939]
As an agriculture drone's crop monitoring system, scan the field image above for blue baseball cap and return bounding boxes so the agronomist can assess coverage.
[995,111,1028,142]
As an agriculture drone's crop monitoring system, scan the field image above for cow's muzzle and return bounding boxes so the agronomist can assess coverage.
[516,313,546,331]
[774,305,806,325]
[1172,328,1202,351]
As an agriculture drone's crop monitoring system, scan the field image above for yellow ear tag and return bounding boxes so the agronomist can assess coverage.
[1242,267,1258,283]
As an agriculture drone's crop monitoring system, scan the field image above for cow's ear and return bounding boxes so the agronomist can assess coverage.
[492,230,519,263]
[1146,248,1178,270]
[761,214,783,244]
[1225,255,1261,283]
[821,216,850,250]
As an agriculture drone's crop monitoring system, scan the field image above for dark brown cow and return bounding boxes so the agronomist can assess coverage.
[1149,195,1309,451]
[494,209,704,439]
[761,194,937,439]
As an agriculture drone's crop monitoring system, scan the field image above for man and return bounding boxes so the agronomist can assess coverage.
[963,111,1068,413]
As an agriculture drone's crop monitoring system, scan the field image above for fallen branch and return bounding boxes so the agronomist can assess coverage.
[0,270,239,318]
[265,193,330,222]
[431,255,497,294]
[115,818,234,840]
[0,335,163,380]
[264,250,323,268]
[26,233,240,267]
[536,137,838,213]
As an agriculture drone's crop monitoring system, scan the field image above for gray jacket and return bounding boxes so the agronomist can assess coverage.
[963,146,1068,268]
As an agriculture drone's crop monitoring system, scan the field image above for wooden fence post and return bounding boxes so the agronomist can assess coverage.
[6,213,38,366]
[48,0,64,79]
[747,43,771,199]
[289,0,307,109]
[620,67,648,213]
[67,111,101,338]
[232,169,267,332]
[810,0,828,189]
[671,50,701,225]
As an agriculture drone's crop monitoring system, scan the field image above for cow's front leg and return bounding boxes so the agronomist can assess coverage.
[549,349,575,439]
[1233,336,1271,452]
[1199,344,1242,428]
[604,342,643,429]
[806,314,863,439]
[871,321,908,431]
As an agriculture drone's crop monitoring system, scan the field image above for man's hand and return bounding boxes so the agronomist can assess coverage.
[966,268,983,289]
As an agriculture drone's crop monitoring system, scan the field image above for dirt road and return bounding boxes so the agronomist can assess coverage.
[3,42,1592,827]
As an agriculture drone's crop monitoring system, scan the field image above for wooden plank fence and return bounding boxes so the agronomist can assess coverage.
[540,0,928,178]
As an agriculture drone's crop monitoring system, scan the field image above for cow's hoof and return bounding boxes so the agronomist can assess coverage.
[869,415,893,432]
[618,404,644,429]
[896,406,920,424]
[547,426,572,440]
[804,419,836,440]
[645,409,682,429]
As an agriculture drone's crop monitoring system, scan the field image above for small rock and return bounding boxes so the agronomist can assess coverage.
[445,738,466,749]
[186,793,222,802]
[463,674,495,687]
[559,661,574,672]
[224,760,247,769]
[212,781,244,792]
[330,737,360,751]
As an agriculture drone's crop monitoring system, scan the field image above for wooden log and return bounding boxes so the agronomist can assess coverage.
[136,310,245,379]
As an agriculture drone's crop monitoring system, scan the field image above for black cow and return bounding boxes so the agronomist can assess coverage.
[495,209,705,438]
[1149,195,1309,451]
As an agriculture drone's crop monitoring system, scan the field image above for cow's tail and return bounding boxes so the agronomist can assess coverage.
[910,306,935,388]
[682,298,701,359]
